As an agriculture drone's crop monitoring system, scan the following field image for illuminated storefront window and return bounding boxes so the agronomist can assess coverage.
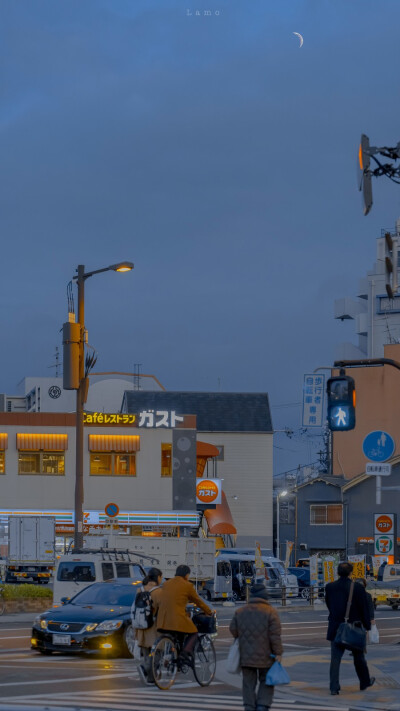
[90,453,136,476]
[18,452,65,475]
[161,444,172,477]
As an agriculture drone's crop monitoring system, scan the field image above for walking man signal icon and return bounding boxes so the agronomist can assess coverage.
[334,407,347,428]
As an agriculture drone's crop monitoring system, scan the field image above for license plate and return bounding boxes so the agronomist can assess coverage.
[222,593,228,598]
[52,634,71,645]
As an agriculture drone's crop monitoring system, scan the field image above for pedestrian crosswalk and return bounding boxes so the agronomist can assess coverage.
[0,687,347,711]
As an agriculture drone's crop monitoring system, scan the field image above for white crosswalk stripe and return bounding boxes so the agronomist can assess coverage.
[0,687,347,711]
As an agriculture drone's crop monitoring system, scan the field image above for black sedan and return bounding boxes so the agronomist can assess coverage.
[31,580,141,657]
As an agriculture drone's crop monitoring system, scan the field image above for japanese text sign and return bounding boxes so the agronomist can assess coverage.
[302,374,325,427]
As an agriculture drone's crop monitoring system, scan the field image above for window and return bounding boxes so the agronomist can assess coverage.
[57,562,95,582]
[90,453,136,476]
[102,563,114,581]
[310,504,343,525]
[18,452,65,475]
[115,563,130,578]
[0,452,5,474]
[161,443,172,477]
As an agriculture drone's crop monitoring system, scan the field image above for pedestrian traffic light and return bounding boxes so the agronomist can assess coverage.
[327,375,356,431]
[358,134,373,216]
[384,231,398,300]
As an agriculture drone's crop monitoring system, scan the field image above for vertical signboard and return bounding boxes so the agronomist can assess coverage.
[348,554,366,579]
[374,513,396,561]
[302,374,325,427]
[321,554,340,584]
[309,555,319,588]
[172,429,197,511]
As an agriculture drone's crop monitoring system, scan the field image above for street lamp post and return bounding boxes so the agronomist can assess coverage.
[276,490,288,560]
[72,262,134,549]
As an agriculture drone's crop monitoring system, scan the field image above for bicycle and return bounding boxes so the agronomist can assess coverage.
[0,586,5,616]
[151,608,217,690]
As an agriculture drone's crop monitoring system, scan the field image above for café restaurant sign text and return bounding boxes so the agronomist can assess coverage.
[84,410,184,428]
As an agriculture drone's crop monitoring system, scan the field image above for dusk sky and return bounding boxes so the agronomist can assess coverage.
[1,0,400,476]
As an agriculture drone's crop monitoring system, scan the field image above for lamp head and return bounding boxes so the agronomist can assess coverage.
[280,490,288,497]
[111,262,134,273]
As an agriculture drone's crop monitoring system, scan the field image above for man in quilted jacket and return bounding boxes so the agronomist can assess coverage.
[229,579,283,711]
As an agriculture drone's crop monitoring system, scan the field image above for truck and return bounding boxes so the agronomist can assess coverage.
[6,516,55,584]
[82,534,215,583]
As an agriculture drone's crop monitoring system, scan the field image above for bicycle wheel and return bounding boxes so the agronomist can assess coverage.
[151,635,178,690]
[192,634,216,686]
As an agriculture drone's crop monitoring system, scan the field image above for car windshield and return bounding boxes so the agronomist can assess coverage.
[69,583,138,607]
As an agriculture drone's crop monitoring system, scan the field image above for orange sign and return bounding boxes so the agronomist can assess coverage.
[196,478,221,504]
[375,515,394,534]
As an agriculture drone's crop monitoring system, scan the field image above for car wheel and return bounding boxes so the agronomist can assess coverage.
[391,604,399,610]
[300,587,310,600]
[123,624,136,658]
[39,649,53,655]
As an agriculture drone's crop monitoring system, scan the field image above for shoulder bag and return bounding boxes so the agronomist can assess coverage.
[334,580,367,651]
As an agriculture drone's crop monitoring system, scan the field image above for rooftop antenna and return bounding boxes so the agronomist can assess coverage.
[48,346,61,378]
[133,363,142,390]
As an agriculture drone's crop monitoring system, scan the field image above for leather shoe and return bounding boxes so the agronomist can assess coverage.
[330,690,339,695]
[361,676,375,691]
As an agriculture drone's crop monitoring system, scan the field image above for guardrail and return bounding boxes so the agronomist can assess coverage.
[242,584,325,607]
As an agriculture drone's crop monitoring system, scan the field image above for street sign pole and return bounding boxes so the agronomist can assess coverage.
[376,475,381,505]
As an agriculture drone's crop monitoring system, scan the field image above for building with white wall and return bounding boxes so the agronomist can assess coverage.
[335,220,400,359]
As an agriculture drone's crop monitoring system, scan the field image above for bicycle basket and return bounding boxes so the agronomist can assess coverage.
[192,613,217,634]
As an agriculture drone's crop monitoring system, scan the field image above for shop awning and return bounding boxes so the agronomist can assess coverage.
[88,434,140,453]
[0,434,8,450]
[17,433,68,451]
[196,441,220,478]
[204,491,237,535]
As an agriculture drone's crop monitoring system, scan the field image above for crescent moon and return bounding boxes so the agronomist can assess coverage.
[293,32,304,48]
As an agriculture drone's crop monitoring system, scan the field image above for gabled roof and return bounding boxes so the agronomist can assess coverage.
[122,391,272,433]
[295,475,345,491]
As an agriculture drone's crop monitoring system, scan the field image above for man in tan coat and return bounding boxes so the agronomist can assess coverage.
[230,580,283,711]
[157,564,213,655]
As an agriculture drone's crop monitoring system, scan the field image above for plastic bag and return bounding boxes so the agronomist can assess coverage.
[368,624,379,644]
[266,660,290,686]
[226,639,241,674]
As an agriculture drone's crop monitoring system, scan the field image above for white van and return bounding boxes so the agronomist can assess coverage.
[53,550,145,605]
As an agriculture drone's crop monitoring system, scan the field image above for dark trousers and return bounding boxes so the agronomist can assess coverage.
[242,667,274,711]
[330,641,371,692]
[141,646,154,682]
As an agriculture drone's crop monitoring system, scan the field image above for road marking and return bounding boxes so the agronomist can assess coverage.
[0,671,142,688]
[0,628,32,632]
[0,687,345,711]
[0,636,30,640]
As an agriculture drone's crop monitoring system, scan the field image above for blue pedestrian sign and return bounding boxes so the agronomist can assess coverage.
[362,431,395,462]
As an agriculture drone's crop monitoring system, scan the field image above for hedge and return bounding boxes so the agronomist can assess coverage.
[1,584,53,600]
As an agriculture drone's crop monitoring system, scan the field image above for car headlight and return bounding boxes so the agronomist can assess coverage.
[34,617,48,630]
[96,620,123,632]
[85,623,98,632]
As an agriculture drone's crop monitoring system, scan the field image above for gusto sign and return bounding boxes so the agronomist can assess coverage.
[374,514,394,534]
[196,478,222,505]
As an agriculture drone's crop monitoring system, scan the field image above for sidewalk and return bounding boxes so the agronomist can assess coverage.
[217,645,400,711]
[0,612,35,624]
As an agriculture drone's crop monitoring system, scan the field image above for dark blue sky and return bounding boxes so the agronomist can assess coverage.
[1,0,400,475]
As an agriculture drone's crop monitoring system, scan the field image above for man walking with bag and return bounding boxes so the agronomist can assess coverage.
[325,561,374,695]
[229,579,283,711]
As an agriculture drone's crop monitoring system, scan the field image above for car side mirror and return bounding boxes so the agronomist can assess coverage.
[60,597,69,605]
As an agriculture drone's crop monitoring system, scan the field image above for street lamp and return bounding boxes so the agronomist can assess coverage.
[70,262,134,549]
[276,490,288,560]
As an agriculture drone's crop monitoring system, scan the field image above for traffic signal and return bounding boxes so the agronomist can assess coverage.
[384,231,398,300]
[358,134,373,215]
[327,375,356,431]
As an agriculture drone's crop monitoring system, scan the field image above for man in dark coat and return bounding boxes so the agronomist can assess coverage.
[229,580,283,711]
[325,561,374,695]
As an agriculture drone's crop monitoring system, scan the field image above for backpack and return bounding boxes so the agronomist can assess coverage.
[131,586,159,629]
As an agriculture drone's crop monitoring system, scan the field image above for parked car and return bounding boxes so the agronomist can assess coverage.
[32,580,141,657]
[288,566,324,600]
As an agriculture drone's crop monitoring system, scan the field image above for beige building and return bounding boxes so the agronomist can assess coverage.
[0,391,273,547]
[333,343,400,478]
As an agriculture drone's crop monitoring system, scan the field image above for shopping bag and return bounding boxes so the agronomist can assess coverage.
[226,639,241,674]
[266,661,290,686]
[368,624,379,644]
